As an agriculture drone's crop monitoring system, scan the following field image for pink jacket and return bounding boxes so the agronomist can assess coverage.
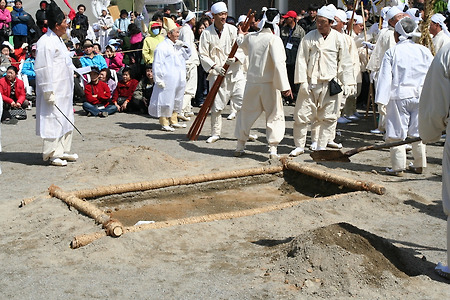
[105,52,124,71]
[0,8,11,30]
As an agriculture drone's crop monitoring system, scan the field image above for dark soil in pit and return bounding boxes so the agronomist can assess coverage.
[268,223,431,296]
[92,172,354,226]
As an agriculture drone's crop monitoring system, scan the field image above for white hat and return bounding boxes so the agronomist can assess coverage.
[381,6,391,19]
[386,6,402,20]
[406,8,422,24]
[317,4,337,21]
[431,13,450,36]
[354,15,363,25]
[237,15,247,25]
[205,11,213,19]
[346,10,354,20]
[182,11,196,25]
[394,17,417,41]
[335,10,347,23]
[211,2,227,14]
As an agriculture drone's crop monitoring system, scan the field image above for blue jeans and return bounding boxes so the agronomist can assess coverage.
[82,102,118,116]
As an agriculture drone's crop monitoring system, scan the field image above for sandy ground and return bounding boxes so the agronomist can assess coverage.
[1,103,449,299]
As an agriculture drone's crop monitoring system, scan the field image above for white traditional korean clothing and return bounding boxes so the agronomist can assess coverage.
[98,14,114,51]
[148,38,191,118]
[419,42,450,274]
[235,28,290,148]
[35,29,75,160]
[199,23,246,137]
[179,23,200,116]
[376,39,433,171]
[432,30,450,54]
[293,29,355,149]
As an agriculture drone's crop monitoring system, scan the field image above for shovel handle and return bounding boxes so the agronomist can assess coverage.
[344,137,422,157]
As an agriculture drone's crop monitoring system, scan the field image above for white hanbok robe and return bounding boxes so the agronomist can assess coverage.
[432,30,450,54]
[419,43,450,215]
[376,40,433,139]
[179,23,200,111]
[35,29,75,139]
[366,28,396,74]
[148,38,191,118]
[98,14,114,51]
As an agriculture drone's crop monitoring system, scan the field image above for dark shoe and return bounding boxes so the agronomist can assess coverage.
[408,163,423,174]
[2,118,18,125]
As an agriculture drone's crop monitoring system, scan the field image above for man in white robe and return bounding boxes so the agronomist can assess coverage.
[35,0,77,167]
[198,2,246,143]
[290,4,355,156]
[419,42,450,280]
[234,8,292,158]
[178,11,199,121]
[430,13,450,54]
[148,17,191,131]
[375,18,433,176]
[366,7,406,134]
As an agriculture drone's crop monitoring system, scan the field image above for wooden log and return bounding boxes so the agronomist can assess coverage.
[283,160,386,195]
[48,185,124,237]
[72,166,284,199]
[71,191,357,248]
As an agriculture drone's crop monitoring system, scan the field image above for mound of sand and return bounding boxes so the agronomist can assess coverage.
[273,223,428,297]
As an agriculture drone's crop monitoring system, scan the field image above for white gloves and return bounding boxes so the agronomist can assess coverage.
[362,41,375,50]
[157,81,165,89]
[21,43,28,49]
[299,82,310,95]
[343,85,356,96]
[213,64,226,76]
[44,91,56,105]
[225,57,236,65]
[174,40,185,48]
[369,71,377,83]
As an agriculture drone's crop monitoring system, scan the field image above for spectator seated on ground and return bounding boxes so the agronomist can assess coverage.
[13,42,27,62]
[99,67,117,95]
[19,43,36,91]
[82,67,117,117]
[132,64,154,114]
[111,67,139,112]
[79,39,107,70]
[0,43,17,76]
[0,65,28,123]
[104,44,124,72]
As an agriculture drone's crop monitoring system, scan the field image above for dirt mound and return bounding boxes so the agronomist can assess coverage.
[69,145,196,184]
[272,223,426,296]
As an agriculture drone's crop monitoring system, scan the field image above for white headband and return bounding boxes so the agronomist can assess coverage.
[258,10,280,36]
[182,11,195,25]
[394,19,416,41]
[431,13,450,37]
[386,6,402,20]
[211,2,227,14]
[317,4,337,21]
[335,10,347,23]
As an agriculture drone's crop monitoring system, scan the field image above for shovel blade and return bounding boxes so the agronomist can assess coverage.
[310,150,351,162]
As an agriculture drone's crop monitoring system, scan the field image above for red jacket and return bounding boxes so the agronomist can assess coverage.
[0,76,25,104]
[112,79,138,103]
[84,80,111,106]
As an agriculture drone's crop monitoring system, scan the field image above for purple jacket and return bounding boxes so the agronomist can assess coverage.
[0,8,11,30]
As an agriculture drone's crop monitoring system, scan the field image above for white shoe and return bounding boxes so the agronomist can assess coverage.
[269,152,280,159]
[289,147,304,157]
[177,114,191,121]
[309,142,317,151]
[347,114,360,121]
[185,111,195,117]
[171,123,187,128]
[248,134,258,142]
[206,135,220,143]
[337,116,351,124]
[316,147,327,151]
[327,141,342,149]
[227,112,236,120]
[162,125,175,132]
[370,128,384,134]
[50,158,68,166]
[61,153,78,161]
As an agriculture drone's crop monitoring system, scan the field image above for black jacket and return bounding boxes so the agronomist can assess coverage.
[280,23,305,65]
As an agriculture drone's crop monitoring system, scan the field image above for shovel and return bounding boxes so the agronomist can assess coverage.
[310,137,422,162]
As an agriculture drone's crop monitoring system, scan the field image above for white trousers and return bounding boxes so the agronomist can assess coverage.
[42,131,73,161]
[182,64,198,115]
[235,82,285,146]
[387,138,426,171]
[293,82,339,149]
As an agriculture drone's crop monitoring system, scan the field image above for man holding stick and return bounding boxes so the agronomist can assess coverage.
[35,0,77,167]
[234,8,292,158]
[198,2,246,143]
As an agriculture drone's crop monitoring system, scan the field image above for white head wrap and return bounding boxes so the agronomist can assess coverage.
[346,11,354,20]
[354,15,363,25]
[211,2,227,14]
[386,6,402,20]
[335,10,347,23]
[182,11,195,25]
[406,8,422,24]
[101,6,108,12]
[431,13,450,37]
[237,15,247,25]
[258,9,280,36]
[381,6,391,28]
[317,4,337,21]
[205,11,213,19]
[394,17,417,41]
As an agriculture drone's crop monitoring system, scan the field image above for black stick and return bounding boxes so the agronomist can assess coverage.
[54,104,85,141]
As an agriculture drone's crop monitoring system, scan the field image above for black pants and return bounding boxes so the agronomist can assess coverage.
[13,35,27,49]
[284,64,299,104]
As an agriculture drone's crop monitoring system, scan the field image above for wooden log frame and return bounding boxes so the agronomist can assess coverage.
[54,163,386,249]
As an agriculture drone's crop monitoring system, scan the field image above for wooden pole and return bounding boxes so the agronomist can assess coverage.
[347,1,359,35]
[419,0,436,55]
[187,10,254,141]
